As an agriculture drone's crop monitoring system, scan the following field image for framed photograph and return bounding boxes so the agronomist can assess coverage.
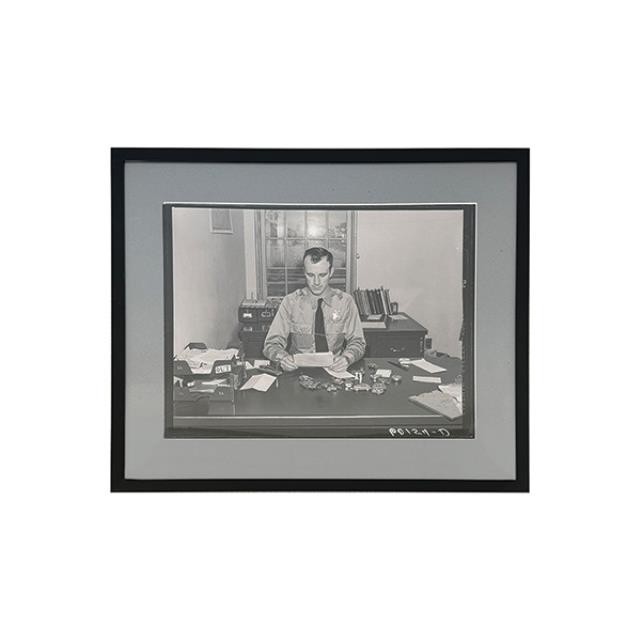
[208,208,233,234]
[112,148,528,491]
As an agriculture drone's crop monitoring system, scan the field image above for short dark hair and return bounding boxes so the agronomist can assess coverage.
[303,247,333,269]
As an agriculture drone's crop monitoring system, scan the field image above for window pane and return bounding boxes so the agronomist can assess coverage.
[306,239,325,250]
[328,211,347,239]
[332,268,346,291]
[267,268,285,283]
[286,210,305,237]
[329,239,346,268]
[266,239,284,267]
[306,211,327,239]
[267,283,286,297]
[265,210,284,238]
[287,268,306,293]
[286,239,305,267]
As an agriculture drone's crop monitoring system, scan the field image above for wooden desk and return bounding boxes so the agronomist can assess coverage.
[239,313,428,358]
[169,355,468,438]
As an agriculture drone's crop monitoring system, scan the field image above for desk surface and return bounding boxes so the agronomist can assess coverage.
[171,355,468,437]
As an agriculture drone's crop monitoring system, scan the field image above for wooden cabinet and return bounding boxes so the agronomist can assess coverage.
[239,313,428,359]
[363,314,427,358]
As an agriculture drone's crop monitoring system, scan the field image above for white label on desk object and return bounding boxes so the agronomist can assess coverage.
[375,369,392,378]
[323,368,355,379]
[293,352,334,367]
[413,376,442,384]
[240,374,276,392]
[253,359,271,367]
[409,358,447,373]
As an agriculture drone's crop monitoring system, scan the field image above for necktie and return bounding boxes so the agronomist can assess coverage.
[315,300,329,352]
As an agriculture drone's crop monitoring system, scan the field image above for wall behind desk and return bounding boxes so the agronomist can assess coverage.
[357,210,463,358]
[172,208,246,354]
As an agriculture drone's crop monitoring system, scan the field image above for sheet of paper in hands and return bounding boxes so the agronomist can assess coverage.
[240,374,276,392]
[293,352,334,368]
[323,368,355,379]
[408,358,447,374]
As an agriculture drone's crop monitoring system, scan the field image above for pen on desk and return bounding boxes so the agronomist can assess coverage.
[388,360,409,370]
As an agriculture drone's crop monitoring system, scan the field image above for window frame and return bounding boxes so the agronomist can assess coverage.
[254,208,358,299]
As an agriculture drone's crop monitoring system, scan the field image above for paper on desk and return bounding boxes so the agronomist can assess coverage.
[240,374,276,392]
[293,352,334,367]
[439,382,462,406]
[408,390,463,420]
[323,368,355,379]
[376,369,392,378]
[409,358,446,374]
[413,376,442,384]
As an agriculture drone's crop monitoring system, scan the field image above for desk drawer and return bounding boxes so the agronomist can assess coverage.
[364,331,425,358]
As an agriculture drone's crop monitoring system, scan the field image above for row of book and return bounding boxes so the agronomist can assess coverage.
[353,287,393,317]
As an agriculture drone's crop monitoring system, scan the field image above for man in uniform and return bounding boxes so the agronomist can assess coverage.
[263,247,365,372]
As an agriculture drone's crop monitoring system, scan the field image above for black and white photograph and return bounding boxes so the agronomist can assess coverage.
[166,204,475,439]
[9,3,640,638]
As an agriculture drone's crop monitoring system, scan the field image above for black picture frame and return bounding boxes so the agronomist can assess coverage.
[111,148,529,492]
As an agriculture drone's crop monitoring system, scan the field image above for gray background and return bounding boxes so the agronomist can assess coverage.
[125,162,516,479]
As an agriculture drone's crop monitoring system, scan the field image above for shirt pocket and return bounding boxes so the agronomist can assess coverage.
[290,321,313,350]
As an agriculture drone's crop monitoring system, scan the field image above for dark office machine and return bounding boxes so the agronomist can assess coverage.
[238,298,280,358]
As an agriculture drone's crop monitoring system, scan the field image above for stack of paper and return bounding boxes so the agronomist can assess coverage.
[439,382,462,406]
[408,390,463,420]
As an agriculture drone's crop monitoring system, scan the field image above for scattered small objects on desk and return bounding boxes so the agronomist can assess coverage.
[298,375,322,390]
[352,383,371,392]
[371,382,386,395]
[391,374,402,383]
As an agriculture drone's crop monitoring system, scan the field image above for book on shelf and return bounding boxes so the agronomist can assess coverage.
[353,286,395,325]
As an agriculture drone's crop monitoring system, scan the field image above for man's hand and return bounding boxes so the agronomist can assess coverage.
[279,354,298,372]
[330,355,350,373]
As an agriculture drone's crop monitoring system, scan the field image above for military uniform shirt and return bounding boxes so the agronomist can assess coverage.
[263,287,366,365]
